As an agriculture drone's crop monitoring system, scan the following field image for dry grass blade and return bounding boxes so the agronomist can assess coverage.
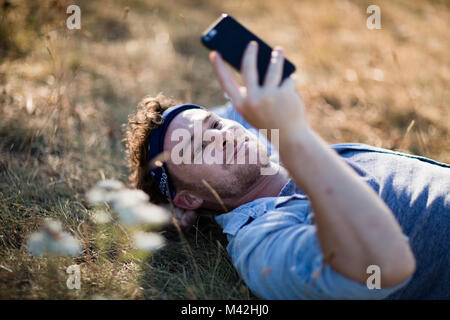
[400,119,415,150]
[201,179,228,213]
[0,0,448,300]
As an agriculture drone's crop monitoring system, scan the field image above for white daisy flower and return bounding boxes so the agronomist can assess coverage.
[86,188,109,205]
[97,179,124,191]
[86,179,126,205]
[90,210,111,224]
[132,231,165,252]
[26,219,82,257]
[86,179,169,228]
[114,202,170,227]
[109,189,150,206]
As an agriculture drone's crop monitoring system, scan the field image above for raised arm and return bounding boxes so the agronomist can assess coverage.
[209,41,415,287]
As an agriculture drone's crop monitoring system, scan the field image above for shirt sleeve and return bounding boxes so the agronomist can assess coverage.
[226,209,412,299]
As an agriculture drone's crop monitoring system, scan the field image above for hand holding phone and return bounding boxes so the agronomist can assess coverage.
[203,14,306,134]
[201,14,296,86]
[209,38,307,137]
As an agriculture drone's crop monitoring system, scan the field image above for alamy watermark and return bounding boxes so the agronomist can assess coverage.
[167,118,280,176]
[66,264,81,290]
[66,4,81,30]
[366,265,381,289]
[366,5,381,30]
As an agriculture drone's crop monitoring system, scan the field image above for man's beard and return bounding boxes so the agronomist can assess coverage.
[213,140,271,199]
[218,163,262,199]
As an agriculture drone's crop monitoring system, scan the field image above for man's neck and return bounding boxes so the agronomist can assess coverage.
[225,162,290,211]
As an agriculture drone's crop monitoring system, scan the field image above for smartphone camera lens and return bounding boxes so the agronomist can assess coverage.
[205,29,217,42]
[209,29,217,38]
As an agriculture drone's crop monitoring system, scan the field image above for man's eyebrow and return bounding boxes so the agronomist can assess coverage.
[203,111,214,125]
[185,111,214,161]
[189,111,214,145]
[176,111,215,163]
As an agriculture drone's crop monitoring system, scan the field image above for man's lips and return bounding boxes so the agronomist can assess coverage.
[233,136,249,162]
[223,135,249,164]
[234,139,244,157]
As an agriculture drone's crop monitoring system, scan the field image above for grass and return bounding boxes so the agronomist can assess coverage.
[0,0,449,299]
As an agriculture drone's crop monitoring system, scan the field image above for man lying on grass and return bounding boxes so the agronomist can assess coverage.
[124,42,449,299]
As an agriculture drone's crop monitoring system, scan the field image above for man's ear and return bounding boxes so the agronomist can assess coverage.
[173,190,203,210]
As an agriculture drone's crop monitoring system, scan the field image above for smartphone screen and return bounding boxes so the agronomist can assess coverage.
[201,14,296,86]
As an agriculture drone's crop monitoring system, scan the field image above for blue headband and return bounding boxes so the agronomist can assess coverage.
[148,104,205,201]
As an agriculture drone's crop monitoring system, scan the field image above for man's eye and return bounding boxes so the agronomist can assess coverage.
[212,121,222,129]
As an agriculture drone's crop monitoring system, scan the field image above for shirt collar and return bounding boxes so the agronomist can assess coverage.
[215,179,308,236]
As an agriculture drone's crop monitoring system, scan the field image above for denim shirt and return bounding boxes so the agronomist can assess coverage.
[212,102,450,299]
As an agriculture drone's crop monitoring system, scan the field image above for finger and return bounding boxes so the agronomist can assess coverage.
[210,51,243,105]
[241,41,259,97]
[264,47,284,88]
[281,74,297,91]
[232,87,248,114]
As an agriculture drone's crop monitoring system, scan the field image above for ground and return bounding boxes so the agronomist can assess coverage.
[0,0,449,299]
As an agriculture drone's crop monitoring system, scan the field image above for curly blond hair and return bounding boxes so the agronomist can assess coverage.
[124,93,179,204]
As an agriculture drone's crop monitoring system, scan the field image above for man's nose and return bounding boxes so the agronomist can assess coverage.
[220,127,239,144]
[216,130,229,150]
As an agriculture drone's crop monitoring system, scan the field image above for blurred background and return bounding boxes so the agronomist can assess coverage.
[0,0,449,299]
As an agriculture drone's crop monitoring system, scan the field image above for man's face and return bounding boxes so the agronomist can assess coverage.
[163,109,270,204]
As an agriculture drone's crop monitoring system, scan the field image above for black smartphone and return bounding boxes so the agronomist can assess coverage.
[201,14,296,86]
